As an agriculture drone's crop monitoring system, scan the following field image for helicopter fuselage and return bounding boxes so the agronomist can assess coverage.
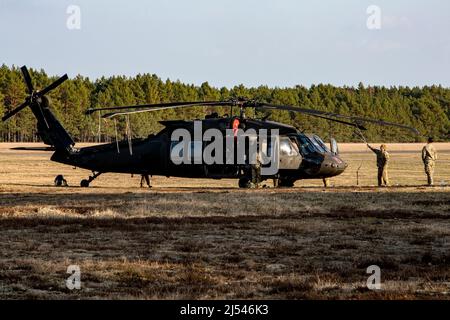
[51,116,348,187]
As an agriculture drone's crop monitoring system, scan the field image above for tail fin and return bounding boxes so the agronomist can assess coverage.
[32,96,75,151]
[2,66,74,152]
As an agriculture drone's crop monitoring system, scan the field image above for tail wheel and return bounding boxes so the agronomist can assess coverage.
[80,179,90,188]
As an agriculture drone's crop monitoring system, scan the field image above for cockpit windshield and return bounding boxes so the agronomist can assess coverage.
[295,134,330,155]
[311,135,330,153]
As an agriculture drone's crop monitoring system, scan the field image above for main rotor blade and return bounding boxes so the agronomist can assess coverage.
[349,116,420,134]
[86,101,232,115]
[255,103,419,134]
[20,66,34,94]
[102,102,233,119]
[313,114,367,130]
[37,74,68,96]
[2,100,30,122]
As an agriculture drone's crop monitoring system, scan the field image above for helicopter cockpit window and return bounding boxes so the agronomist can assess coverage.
[296,135,315,156]
[312,135,331,153]
[310,135,330,153]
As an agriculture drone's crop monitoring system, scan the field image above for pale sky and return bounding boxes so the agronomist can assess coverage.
[1,0,449,88]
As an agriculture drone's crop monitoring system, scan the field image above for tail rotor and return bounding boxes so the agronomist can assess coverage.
[2,65,68,122]
[2,65,74,152]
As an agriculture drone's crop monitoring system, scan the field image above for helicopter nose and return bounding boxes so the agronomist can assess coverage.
[321,155,348,175]
[332,157,347,170]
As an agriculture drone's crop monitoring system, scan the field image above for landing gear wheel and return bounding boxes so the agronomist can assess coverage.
[238,177,250,188]
[80,179,90,188]
[80,172,102,188]
[278,178,295,188]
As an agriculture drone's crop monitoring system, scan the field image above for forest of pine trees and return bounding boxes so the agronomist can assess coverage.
[0,64,449,143]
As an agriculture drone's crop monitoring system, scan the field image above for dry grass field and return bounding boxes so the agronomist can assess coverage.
[0,142,450,299]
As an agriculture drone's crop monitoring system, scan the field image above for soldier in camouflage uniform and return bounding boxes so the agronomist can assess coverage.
[422,137,438,186]
[367,144,390,187]
[251,152,262,188]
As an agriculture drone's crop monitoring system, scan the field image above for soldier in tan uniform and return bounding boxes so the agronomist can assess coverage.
[367,144,390,187]
[422,137,438,186]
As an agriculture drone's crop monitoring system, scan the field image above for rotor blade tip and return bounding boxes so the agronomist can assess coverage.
[102,113,114,119]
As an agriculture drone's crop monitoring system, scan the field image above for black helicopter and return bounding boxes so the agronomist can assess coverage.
[2,66,419,188]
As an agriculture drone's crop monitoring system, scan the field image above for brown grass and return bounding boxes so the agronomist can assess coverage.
[0,143,450,299]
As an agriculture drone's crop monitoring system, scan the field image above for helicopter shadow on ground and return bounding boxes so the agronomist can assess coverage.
[1,182,446,193]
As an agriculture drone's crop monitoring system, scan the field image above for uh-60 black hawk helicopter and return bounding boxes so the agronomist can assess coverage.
[2,66,419,188]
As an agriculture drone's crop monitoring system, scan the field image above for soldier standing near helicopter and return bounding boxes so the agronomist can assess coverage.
[140,174,152,188]
[251,151,262,188]
[422,137,438,186]
[367,143,390,187]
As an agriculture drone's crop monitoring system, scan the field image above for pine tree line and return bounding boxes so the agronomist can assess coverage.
[0,64,449,143]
